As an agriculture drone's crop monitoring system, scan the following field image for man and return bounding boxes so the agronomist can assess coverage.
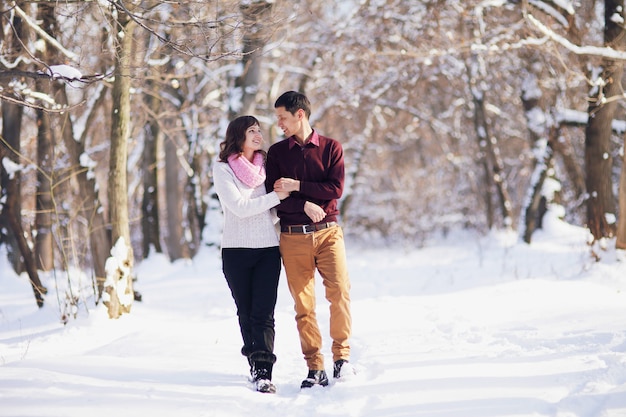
[266,91,354,388]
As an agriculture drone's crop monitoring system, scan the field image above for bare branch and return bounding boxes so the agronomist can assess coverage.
[108,0,239,63]
[0,90,86,112]
[0,68,109,84]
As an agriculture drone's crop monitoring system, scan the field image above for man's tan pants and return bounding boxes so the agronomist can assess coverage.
[280,225,352,370]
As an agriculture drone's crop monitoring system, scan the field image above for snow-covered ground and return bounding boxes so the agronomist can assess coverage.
[1,212,625,417]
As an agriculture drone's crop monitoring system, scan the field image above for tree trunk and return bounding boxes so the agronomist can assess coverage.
[230,0,274,118]
[189,145,209,243]
[0,4,47,307]
[551,129,586,198]
[522,129,558,244]
[165,136,186,260]
[613,2,626,250]
[141,79,163,258]
[34,106,55,271]
[34,3,56,272]
[617,147,626,248]
[466,55,513,229]
[1,102,25,274]
[184,175,202,258]
[1,102,47,307]
[59,84,111,299]
[105,7,136,318]
[585,0,624,244]
[520,70,558,243]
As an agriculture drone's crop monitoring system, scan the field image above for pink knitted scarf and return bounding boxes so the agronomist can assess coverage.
[227,152,266,189]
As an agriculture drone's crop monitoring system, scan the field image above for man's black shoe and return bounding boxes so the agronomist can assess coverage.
[333,359,355,379]
[300,370,329,388]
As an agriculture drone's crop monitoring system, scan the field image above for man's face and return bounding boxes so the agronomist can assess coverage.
[275,106,301,138]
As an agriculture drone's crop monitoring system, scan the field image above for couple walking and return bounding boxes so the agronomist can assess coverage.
[212,91,354,393]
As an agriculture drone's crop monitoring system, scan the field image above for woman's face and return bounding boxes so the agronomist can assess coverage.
[242,123,263,154]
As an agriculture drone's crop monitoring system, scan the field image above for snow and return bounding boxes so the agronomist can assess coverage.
[1,157,22,179]
[44,64,83,80]
[1,210,626,417]
[102,237,133,307]
[41,65,84,89]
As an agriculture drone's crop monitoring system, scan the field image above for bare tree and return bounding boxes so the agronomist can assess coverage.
[8,0,626,316]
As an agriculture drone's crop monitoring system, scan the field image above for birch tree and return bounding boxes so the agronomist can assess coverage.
[104,3,136,319]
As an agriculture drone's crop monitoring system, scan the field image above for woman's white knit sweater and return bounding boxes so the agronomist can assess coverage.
[213,161,281,249]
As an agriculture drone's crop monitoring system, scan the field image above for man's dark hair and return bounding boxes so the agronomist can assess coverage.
[274,91,311,119]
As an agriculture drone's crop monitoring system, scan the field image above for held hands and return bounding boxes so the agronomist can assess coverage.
[274,177,325,222]
[273,177,300,193]
[274,178,296,200]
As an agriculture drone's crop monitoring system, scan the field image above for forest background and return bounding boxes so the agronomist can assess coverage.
[1,0,625,318]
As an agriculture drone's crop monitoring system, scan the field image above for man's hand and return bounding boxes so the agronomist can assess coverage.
[304,201,326,223]
[274,177,300,193]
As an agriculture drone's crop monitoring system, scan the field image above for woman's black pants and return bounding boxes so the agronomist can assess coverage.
[222,246,281,358]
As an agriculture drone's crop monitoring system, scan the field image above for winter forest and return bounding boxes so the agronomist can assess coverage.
[0,0,625,318]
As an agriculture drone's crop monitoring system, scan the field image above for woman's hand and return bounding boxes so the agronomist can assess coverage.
[274,177,300,193]
[276,190,290,200]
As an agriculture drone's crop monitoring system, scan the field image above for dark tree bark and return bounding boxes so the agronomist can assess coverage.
[1,102,47,307]
[0,3,47,307]
[164,135,187,260]
[584,0,624,244]
[141,79,163,258]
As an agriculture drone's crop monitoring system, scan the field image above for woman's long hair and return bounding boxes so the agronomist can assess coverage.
[218,115,265,162]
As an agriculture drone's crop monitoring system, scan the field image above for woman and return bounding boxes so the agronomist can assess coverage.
[212,115,288,394]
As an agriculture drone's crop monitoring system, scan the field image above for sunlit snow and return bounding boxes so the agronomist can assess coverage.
[0,209,625,417]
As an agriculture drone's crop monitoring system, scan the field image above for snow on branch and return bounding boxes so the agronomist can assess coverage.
[557,108,626,134]
[528,0,570,27]
[11,1,79,63]
[551,0,575,14]
[526,13,626,61]
[44,64,83,83]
